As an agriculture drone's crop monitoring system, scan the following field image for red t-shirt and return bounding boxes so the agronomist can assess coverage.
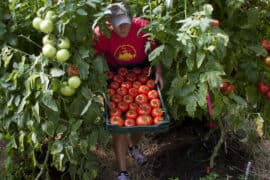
[93,17,155,67]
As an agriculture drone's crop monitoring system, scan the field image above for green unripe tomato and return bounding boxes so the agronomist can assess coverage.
[56,49,71,62]
[42,44,56,58]
[39,19,54,34]
[58,37,71,49]
[42,34,56,45]
[60,85,76,96]
[68,76,81,89]
[45,10,56,21]
[32,17,43,30]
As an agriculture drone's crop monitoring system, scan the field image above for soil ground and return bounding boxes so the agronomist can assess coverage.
[94,120,254,180]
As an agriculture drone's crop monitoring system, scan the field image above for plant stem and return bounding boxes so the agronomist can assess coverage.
[210,119,225,168]
[18,34,42,49]
[184,0,187,18]
[35,143,50,180]
[7,45,32,56]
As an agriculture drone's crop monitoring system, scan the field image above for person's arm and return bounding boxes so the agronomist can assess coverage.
[154,65,164,90]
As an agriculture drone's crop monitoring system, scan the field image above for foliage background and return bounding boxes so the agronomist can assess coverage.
[0,0,270,179]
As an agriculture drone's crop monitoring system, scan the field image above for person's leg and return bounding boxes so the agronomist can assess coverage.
[128,132,143,147]
[127,133,148,165]
[112,134,128,171]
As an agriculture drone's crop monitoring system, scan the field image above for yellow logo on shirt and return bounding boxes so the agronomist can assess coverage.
[114,45,136,61]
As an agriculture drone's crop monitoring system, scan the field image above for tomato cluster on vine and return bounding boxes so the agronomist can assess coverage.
[32,8,82,97]
[107,67,164,127]
[220,82,235,96]
[261,40,270,67]
[257,81,270,99]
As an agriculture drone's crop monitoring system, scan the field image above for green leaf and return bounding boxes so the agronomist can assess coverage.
[51,141,63,154]
[80,139,88,155]
[148,45,165,62]
[230,94,247,106]
[200,71,224,87]
[93,56,107,74]
[65,145,77,164]
[32,102,40,123]
[50,68,65,77]
[81,99,92,116]
[196,51,206,68]
[77,9,88,16]
[88,131,98,149]
[42,121,55,137]
[72,120,83,131]
[41,91,58,112]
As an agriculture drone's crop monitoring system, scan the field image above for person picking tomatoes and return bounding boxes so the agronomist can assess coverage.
[93,2,163,180]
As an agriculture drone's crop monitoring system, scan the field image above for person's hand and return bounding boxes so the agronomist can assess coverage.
[155,66,164,90]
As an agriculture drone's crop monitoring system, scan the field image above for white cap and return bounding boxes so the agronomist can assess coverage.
[105,3,131,26]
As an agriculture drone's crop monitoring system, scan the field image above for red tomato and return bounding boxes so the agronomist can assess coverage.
[123,94,134,104]
[128,88,138,98]
[121,81,132,89]
[142,66,151,76]
[261,39,270,52]
[118,101,129,112]
[207,121,217,129]
[152,107,163,117]
[137,103,152,115]
[107,71,114,80]
[211,19,220,27]
[132,67,142,75]
[220,82,229,92]
[117,67,128,76]
[227,85,235,93]
[266,91,270,99]
[107,88,115,97]
[126,109,138,119]
[146,79,156,89]
[150,98,161,108]
[133,81,142,89]
[135,94,148,104]
[111,94,122,103]
[129,103,139,111]
[113,75,124,83]
[67,65,80,77]
[136,115,153,126]
[116,87,128,96]
[148,90,158,99]
[109,81,120,90]
[126,72,137,82]
[257,81,269,94]
[137,75,148,84]
[110,116,124,126]
[124,118,136,127]
[138,85,150,94]
[109,108,122,117]
[153,116,164,125]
